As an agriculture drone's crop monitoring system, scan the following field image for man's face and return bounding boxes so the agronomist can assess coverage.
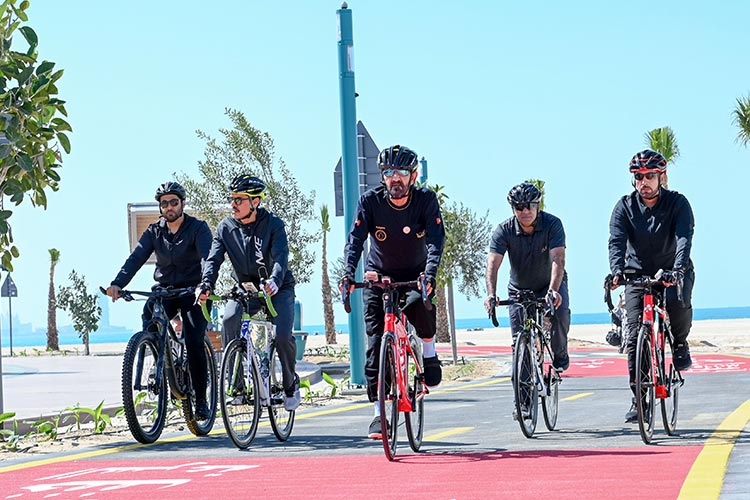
[382,168,414,199]
[159,195,184,222]
[228,193,254,219]
[512,202,539,228]
[634,171,661,200]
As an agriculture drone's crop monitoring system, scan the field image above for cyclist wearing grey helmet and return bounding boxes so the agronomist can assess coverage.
[485,182,571,380]
[107,181,213,420]
[608,149,695,423]
[198,174,300,412]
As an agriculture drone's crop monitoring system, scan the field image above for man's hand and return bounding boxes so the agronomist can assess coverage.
[484,295,496,314]
[339,275,354,295]
[195,284,211,304]
[264,279,279,296]
[609,272,623,290]
[661,269,684,287]
[417,274,435,296]
[106,285,122,302]
[548,289,562,308]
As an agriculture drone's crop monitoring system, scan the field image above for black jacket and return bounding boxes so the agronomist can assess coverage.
[608,188,695,276]
[344,185,445,282]
[111,213,212,288]
[202,208,295,290]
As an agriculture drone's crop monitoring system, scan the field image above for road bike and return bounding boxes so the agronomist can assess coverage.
[605,271,685,444]
[202,282,295,449]
[489,289,561,438]
[342,273,431,461]
[100,286,218,444]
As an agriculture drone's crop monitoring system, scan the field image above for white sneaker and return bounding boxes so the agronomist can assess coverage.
[284,376,300,411]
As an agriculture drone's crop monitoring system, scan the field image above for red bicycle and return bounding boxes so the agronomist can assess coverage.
[342,272,431,460]
[605,270,685,444]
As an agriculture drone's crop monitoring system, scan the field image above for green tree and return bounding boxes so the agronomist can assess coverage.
[732,95,750,148]
[177,108,317,286]
[56,270,101,356]
[46,247,59,350]
[0,0,71,271]
[319,204,336,344]
[644,126,680,188]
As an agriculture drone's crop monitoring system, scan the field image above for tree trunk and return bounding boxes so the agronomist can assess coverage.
[435,286,450,343]
[84,332,90,356]
[321,232,336,344]
[47,261,59,351]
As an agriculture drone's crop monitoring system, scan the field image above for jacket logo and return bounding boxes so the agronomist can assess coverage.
[254,236,265,267]
[416,230,425,239]
[375,227,387,242]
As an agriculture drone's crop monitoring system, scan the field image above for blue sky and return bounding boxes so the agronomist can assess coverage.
[3,1,749,333]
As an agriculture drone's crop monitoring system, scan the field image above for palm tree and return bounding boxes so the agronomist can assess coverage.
[644,126,680,188]
[732,95,750,147]
[47,248,60,351]
[319,205,336,344]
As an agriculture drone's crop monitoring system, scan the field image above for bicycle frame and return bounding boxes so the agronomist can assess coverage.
[240,313,276,407]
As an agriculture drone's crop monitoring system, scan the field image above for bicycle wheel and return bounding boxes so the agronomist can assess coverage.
[121,331,167,444]
[379,332,399,460]
[542,365,559,431]
[184,337,218,436]
[512,331,538,438]
[405,333,424,452]
[268,344,295,441]
[660,334,679,435]
[635,326,655,444]
[219,338,260,449]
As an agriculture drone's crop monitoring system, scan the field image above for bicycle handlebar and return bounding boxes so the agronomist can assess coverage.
[487,289,555,327]
[341,274,432,314]
[99,286,195,303]
[603,269,684,312]
[199,285,278,322]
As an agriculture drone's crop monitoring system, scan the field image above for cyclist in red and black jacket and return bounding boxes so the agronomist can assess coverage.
[608,149,695,423]
[107,181,213,420]
[198,174,300,412]
[342,144,445,440]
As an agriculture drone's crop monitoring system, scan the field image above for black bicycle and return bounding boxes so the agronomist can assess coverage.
[489,290,560,438]
[101,286,218,444]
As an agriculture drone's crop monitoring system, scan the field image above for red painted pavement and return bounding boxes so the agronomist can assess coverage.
[2,447,701,499]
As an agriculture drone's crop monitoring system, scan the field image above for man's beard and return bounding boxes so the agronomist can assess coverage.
[387,182,410,200]
[163,206,184,222]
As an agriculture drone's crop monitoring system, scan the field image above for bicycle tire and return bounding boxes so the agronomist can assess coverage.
[660,331,680,434]
[121,331,167,444]
[542,365,559,431]
[184,336,218,436]
[512,331,538,438]
[268,344,295,441]
[635,325,655,444]
[379,332,399,460]
[405,333,424,452]
[219,338,260,449]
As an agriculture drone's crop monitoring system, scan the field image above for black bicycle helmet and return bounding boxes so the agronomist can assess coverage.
[629,149,667,173]
[154,181,186,201]
[507,182,542,206]
[229,174,267,198]
[377,145,419,171]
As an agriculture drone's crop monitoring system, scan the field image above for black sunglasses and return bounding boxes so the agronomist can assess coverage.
[159,198,181,209]
[227,196,250,205]
[634,172,659,181]
[513,202,539,212]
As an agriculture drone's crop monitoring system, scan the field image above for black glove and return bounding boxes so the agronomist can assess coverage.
[662,269,684,285]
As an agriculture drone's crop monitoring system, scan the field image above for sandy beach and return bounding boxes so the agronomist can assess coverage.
[3,318,747,357]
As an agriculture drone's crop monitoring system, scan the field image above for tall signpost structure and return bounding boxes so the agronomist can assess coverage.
[337,2,366,385]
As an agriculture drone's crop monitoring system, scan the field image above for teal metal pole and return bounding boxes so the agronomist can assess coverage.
[419,156,429,184]
[337,2,366,386]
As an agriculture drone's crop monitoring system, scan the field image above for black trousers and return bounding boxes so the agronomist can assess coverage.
[223,285,297,394]
[624,269,694,393]
[142,294,208,399]
[363,286,436,402]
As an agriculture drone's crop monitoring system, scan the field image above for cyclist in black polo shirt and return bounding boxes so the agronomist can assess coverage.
[106,181,213,420]
[484,182,571,377]
[342,144,445,440]
[608,149,695,423]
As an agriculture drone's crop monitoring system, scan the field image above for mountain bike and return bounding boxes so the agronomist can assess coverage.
[342,272,431,461]
[201,282,295,449]
[100,286,217,444]
[605,270,685,444]
[489,289,561,438]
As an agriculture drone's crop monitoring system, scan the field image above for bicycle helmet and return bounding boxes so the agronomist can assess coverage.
[506,182,542,206]
[629,149,667,173]
[229,174,267,198]
[377,145,419,171]
[154,181,186,201]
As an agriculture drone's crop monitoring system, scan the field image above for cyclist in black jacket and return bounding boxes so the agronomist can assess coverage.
[608,149,696,423]
[198,174,300,412]
[342,144,445,440]
[106,181,213,420]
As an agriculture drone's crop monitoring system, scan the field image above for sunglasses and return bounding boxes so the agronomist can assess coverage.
[227,196,250,205]
[382,168,411,178]
[159,198,182,209]
[513,202,539,212]
[634,172,659,181]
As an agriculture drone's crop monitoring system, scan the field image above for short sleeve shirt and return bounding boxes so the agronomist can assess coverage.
[489,211,566,292]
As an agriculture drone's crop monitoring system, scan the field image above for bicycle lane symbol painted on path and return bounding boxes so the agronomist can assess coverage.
[4,462,258,498]
[687,354,750,374]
